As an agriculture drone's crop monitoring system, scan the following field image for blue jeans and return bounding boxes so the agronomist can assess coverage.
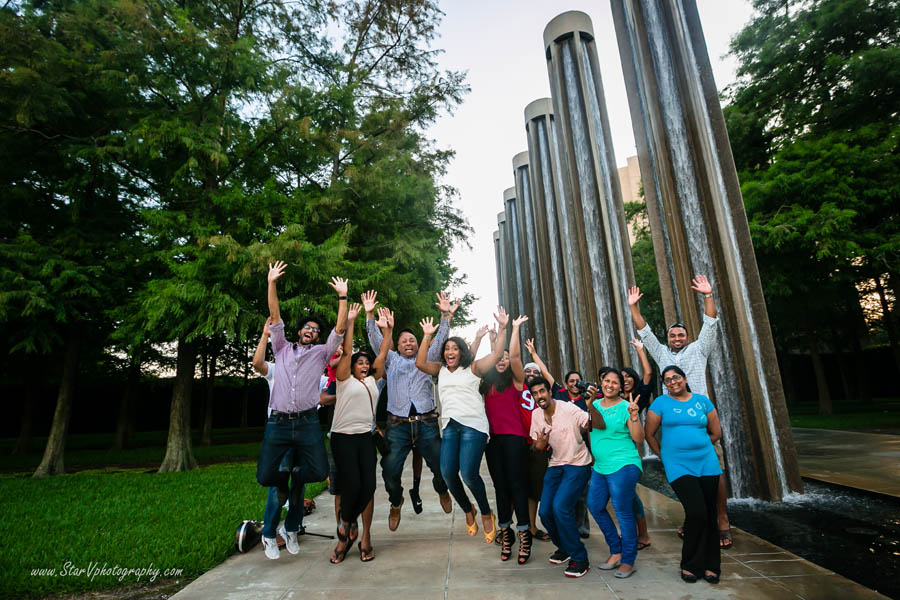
[256,411,328,536]
[539,464,591,563]
[439,419,491,515]
[262,450,296,538]
[381,416,447,507]
[587,465,641,566]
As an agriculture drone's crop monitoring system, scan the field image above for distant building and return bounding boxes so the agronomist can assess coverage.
[617,155,644,244]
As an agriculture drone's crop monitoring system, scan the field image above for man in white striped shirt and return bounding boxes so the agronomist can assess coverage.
[627,275,733,550]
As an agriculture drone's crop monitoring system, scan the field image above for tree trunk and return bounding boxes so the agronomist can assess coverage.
[201,352,217,446]
[828,323,854,402]
[158,338,199,473]
[875,276,900,375]
[12,385,35,455]
[240,358,249,429]
[806,329,832,417]
[112,351,141,451]
[33,330,80,477]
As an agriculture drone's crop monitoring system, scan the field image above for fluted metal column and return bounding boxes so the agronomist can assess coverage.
[493,230,503,308]
[544,11,638,372]
[524,98,575,378]
[610,0,801,500]
[497,211,512,312]
[513,151,545,359]
[503,187,526,323]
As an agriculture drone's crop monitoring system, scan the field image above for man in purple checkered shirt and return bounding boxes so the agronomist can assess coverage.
[256,260,348,558]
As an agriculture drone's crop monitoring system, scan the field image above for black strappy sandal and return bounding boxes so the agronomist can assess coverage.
[499,528,514,561]
[330,522,350,564]
[517,529,533,565]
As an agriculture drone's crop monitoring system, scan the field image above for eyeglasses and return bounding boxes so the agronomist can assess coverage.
[663,375,684,385]
[301,325,321,333]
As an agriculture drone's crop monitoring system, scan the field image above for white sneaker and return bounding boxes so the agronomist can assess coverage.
[278,523,300,554]
[262,536,280,560]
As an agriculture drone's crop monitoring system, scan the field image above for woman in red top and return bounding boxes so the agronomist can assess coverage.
[480,315,532,564]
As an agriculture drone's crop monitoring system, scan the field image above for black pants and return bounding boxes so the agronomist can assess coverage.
[330,432,377,524]
[670,474,720,577]
[485,434,530,529]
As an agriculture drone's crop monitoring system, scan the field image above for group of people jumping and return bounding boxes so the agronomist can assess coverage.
[253,260,729,584]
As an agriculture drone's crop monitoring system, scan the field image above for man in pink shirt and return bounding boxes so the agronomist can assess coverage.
[529,376,592,578]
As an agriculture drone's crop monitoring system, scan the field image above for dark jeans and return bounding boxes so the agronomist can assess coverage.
[440,419,491,515]
[485,434,530,530]
[262,450,297,538]
[256,411,328,535]
[330,432,377,524]
[575,479,590,536]
[539,464,591,563]
[671,474,721,577]
[587,465,641,566]
[381,416,447,507]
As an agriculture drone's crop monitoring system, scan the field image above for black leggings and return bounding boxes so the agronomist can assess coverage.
[330,432,377,524]
[485,434,530,529]
[670,474,720,577]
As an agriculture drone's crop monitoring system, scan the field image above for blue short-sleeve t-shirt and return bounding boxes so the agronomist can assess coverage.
[648,393,721,483]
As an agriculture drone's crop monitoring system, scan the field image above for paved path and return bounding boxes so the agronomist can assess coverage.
[174,459,885,600]
[792,428,900,498]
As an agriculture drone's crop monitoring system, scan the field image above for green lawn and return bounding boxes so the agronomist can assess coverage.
[788,397,900,431]
[0,462,327,599]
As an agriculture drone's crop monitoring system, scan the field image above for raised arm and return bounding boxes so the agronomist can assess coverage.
[428,290,456,362]
[267,261,286,325]
[691,274,716,319]
[524,338,556,388]
[415,317,442,376]
[373,307,393,380]
[362,290,384,349]
[630,338,653,385]
[252,318,272,376]
[335,303,360,381]
[627,285,647,330]
[472,307,509,377]
[328,276,349,335]
[468,325,488,358]
[509,315,527,389]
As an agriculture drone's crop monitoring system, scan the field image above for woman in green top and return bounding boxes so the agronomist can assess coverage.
[587,367,645,578]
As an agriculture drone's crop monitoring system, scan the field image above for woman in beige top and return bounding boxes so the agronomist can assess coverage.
[416,307,508,543]
[330,303,391,564]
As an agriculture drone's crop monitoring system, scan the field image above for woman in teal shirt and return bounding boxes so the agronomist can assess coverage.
[586,367,644,578]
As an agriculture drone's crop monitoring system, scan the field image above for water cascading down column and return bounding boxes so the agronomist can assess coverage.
[493,230,503,310]
[524,98,576,378]
[512,152,545,360]
[544,11,638,371]
[503,187,526,327]
[610,0,802,500]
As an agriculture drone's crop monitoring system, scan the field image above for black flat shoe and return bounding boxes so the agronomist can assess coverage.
[680,571,698,583]
[704,573,720,584]
[409,487,423,514]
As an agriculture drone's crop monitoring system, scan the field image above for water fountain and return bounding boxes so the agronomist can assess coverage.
[512,151,545,359]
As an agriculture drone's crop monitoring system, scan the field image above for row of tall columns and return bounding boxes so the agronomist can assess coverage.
[490,4,801,500]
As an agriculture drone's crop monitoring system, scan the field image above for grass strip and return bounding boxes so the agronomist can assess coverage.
[0,462,326,599]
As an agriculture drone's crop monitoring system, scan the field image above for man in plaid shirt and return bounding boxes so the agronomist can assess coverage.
[627,275,734,550]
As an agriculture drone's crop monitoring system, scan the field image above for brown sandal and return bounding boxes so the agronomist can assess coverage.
[358,541,375,562]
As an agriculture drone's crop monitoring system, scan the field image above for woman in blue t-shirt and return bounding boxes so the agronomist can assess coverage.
[645,365,722,584]
[586,367,644,578]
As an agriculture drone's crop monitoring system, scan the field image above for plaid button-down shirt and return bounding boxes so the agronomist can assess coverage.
[638,314,718,397]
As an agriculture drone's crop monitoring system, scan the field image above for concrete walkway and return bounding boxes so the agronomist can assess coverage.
[792,428,900,498]
[174,459,886,600]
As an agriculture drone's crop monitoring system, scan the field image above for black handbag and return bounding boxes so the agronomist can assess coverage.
[360,378,391,456]
[234,520,263,553]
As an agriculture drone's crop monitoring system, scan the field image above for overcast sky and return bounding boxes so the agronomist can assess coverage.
[427,0,756,349]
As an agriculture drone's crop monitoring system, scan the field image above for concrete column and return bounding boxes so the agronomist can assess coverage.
[610,0,801,499]
[493,230,503,309]
[513,151,545,359]
[497,211,511,312]
[503,187,526,324]
[524,98,575,378]
[544,11,638,373]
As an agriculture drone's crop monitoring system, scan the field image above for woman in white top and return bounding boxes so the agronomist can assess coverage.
[416,307,508,543]
[330,303,391,564]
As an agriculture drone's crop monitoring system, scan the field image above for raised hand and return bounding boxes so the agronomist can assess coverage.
[361,290,378,314]
[512,314,529,328]
[328,276,349,297]
[347,302,362,321]
[435,290,459,317]
[627,392,640,416]
[267,261,287,283]
[493,306,509,329]
[419,316,438,336]
[629,337,644,351]
[585,383,598,401]
[474,324,489,340]
[627,286,643,306]
[487,325,498,344]
[524,338,536,355]
[376,307,394,329]
[691,274,712,295]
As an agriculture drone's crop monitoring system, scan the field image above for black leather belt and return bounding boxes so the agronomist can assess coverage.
[271,408,317,419]
[388,411,438,423]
